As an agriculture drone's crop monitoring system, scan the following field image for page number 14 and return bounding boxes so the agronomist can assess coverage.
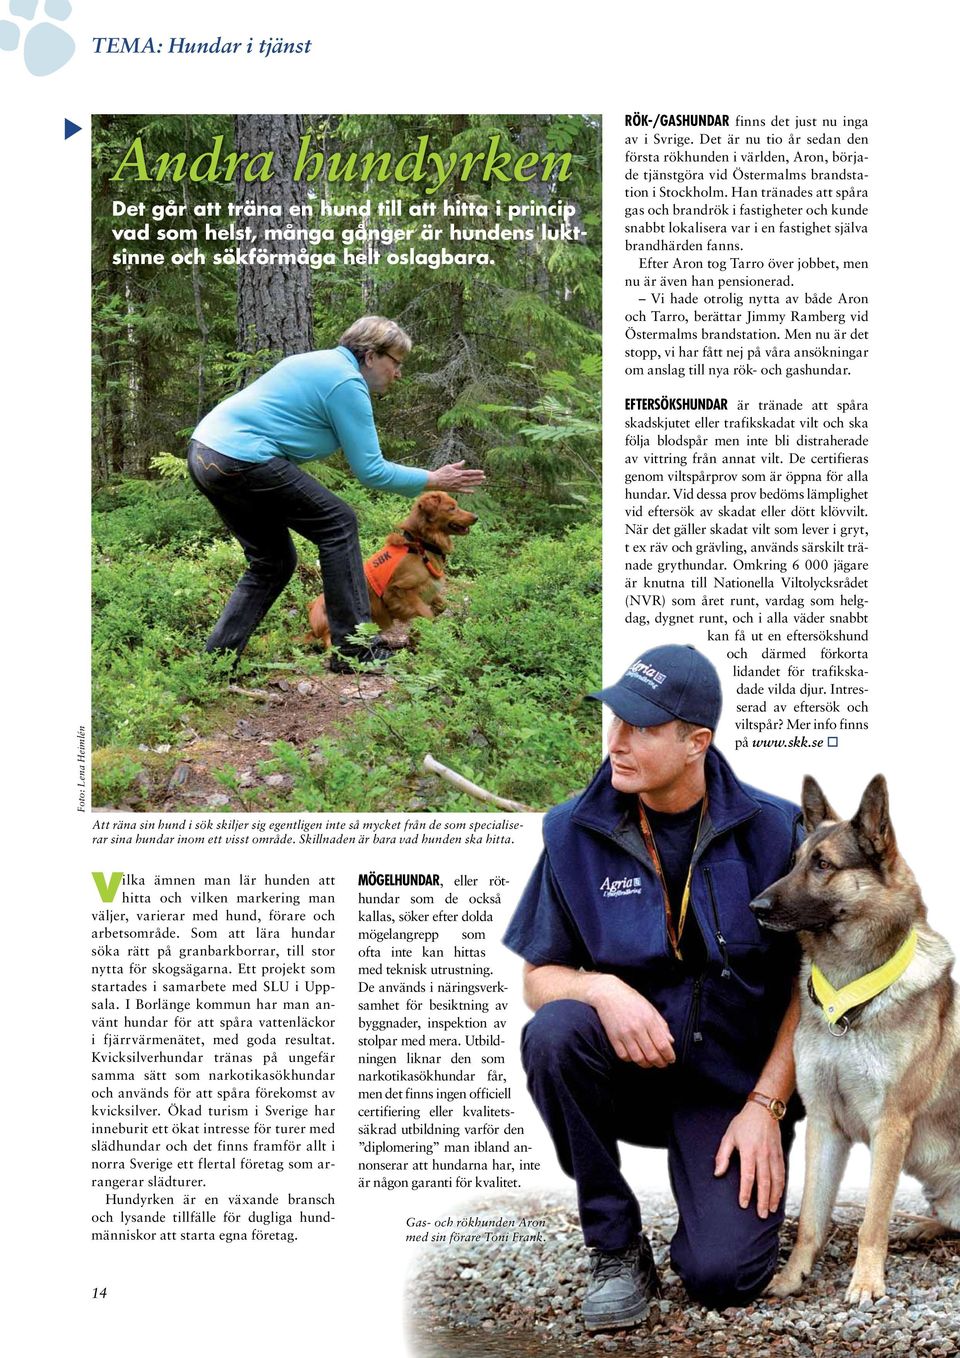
[92,1287,107,1299]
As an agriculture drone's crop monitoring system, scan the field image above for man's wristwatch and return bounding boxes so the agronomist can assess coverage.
[747,1090,787,1120]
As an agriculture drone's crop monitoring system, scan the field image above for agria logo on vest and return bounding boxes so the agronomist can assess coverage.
[599,876,645,899]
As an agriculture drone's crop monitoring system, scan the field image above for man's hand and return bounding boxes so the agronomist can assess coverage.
[585,974,676,1067]
[426,461,486,493]
[714,1101,785,1218]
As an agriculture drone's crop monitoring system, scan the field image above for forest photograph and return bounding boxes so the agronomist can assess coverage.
[91,113,602,813]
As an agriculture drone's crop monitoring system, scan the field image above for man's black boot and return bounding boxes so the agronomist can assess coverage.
[581,1234,661,1331]
[328,641,394,674]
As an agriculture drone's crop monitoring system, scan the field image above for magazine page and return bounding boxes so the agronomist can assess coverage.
[6,4,958,1357]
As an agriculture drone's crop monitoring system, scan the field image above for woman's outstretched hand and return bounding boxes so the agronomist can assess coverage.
[426,461,486,493]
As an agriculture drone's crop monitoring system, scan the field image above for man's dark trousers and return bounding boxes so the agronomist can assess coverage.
[522,999,796,1309]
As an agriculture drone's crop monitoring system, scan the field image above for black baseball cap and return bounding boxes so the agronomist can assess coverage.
[588,645,721,730]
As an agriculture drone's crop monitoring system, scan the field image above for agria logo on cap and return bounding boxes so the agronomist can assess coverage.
[0,0,75,76]
[626,659,667,690]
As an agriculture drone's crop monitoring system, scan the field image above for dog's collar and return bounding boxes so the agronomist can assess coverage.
[808,927,917,1034]
[402,530,446,577]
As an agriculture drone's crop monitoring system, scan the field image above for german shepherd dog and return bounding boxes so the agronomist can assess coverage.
[750,775,959,1304]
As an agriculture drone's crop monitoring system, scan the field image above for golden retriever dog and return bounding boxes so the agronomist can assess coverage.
[306,490,478,646]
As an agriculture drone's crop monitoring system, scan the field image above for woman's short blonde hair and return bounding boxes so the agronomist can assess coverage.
[338,316,413,362]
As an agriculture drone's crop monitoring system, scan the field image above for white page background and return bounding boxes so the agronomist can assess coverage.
[5,3,957,1352]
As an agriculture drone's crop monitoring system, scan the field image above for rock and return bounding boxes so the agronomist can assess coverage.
[207,793,230,807]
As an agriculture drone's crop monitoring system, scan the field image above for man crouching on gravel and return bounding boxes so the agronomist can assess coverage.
[503,645,804,1329]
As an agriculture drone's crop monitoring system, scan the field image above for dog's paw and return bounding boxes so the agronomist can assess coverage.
[901,1215,947,1243]
[766,1268,805,1298]
[379,625,411,650]
[844,1272,886,1306]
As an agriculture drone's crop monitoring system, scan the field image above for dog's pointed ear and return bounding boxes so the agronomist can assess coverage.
[852,774,896,866]
[802,775,838,831]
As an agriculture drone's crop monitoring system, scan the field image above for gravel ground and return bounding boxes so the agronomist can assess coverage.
[408,1193,959,1356]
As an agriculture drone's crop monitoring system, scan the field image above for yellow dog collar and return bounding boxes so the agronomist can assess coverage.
[810,927,917,1032]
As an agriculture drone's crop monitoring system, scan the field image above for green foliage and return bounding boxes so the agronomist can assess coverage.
[289,522,602,809]
[91,112,604,807]
[92,113,602,490]
[91,475,601,808]
[149,451,190,480]
[256,741,400,814]
[205,346,283,404]
[211,764,256,812]
[92,505,240,744]
[93,476,222,553]
[92,751,144,806]
[472,354,601,528]
[92,114,238,475]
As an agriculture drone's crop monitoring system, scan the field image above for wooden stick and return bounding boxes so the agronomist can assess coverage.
[422,754,532,813]
[227,684,271,698]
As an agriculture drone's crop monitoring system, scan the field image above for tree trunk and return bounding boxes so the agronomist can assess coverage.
[518,117,554,297]
[182,119,209,425]
[234,115,313,364]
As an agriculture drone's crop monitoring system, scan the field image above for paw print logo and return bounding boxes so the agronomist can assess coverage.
[0,0,75,76]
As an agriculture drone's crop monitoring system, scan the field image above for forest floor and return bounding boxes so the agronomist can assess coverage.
[93,496,603,814]
[95,661,399,812]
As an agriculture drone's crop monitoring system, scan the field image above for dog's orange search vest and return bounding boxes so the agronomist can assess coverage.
[364,540,444,598]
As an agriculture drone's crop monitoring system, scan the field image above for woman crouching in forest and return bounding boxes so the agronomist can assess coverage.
[187,316,485,672]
